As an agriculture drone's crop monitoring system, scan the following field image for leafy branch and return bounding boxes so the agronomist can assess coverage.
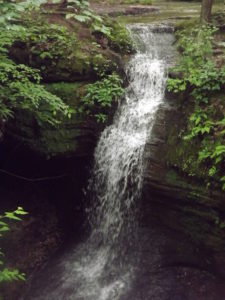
[0,207,28,286]
[0,0,74,126]
[82,73,125,122]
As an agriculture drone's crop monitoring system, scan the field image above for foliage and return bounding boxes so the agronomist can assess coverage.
[0,0,73,126]
[0,207,27,287]
[0,0,130,131]
[0,61,73,124]
[82,73,125,122]
[168,25,225,190]
[103,19,134,54]
[0,0,47,27]
[168,26,218,92]
[63,0,133,53]
[19,17,78,67]
[62,0,112,36]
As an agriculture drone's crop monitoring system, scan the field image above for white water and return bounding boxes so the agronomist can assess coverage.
[23,24,175,300]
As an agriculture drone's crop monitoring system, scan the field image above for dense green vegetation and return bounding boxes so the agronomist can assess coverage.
[0,0,132,129]
[0,1,73,125]
[168,24,225,190]
[82,73,125,122]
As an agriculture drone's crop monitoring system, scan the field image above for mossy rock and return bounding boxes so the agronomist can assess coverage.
[165,90,225,190]
[9,9,133,83]
[7,82,100,158]
[143,89,225,251]
[102,17,134,54]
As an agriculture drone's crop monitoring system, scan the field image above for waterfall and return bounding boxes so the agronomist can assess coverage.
[88,24,174,246]
[22,24,175,300]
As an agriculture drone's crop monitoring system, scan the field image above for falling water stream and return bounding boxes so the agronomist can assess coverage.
[22,24,175,300]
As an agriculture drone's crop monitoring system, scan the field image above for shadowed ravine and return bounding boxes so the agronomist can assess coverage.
[21,24,219,300]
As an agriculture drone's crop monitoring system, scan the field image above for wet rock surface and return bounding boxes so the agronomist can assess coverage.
[143,95,225,243]
[121,223,225,300]
[91,4,159,17]
[21,220,225,300]
[142,94,225,296]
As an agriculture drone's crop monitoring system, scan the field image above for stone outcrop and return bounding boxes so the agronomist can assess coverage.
[142,92,225,254]
[4,7,132,159]
[6,82,101,158]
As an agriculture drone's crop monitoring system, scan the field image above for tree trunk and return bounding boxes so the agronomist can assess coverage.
[201,0,213,23]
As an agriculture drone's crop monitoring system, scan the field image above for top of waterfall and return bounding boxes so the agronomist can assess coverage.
[127,23,176,65]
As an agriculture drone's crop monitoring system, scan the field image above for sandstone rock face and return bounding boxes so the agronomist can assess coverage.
[142,93,225,254]
[6,81,115,158]
[7,110,99,158]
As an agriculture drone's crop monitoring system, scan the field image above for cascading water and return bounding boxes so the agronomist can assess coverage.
[22,24,175,300]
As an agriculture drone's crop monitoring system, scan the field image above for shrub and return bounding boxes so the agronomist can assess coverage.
[168,25,225,190]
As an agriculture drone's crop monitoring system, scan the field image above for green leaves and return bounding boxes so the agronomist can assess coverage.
[169,25,225,190]
[168,25,221,98]
[0,207,28,235]
[0,207,27,291]
[0,268,25,283]
[64,0,113,40]
[73,14,90,22]
[92,24,111,36]
[0,9,76,126]
[0,61,72,125]
[82,73,124,122]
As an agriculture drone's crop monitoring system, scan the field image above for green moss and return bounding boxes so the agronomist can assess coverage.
[37,127,81,157]
[181,216,225,248]
[166,122,207,179]
[44,82,82,104]
[165,169,211,202]
[174,18,200,31]
[166,86,225,190]
[9,82,94,157]
[166,169,190,189]
[180,207,225,249]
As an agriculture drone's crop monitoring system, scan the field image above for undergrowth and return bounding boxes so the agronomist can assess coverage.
[168,25,225,190]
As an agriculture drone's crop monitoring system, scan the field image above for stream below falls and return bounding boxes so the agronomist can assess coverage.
[21,24,225,300]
